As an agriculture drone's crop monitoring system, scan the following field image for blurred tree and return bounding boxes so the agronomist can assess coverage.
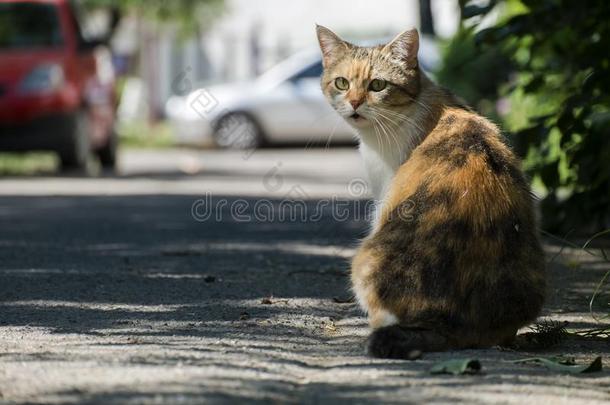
[459,0,610,232]
[81,0,224,35]
[78,0,224,121]
[419,0,435,36]
[436,27,512,120]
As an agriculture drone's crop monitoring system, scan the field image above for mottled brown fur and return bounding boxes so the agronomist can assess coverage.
[316,25,546,359]
[357,106,546,350]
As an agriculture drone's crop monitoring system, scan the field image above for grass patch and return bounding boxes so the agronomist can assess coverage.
[0,121,175,176]
[118,121,175,149]
[543,229,610,341]
[0,152,58,176]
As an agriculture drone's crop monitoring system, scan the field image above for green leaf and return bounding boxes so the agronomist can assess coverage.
[430,358,482,375]
[474,27,498,45]
[523,74,545,93]
[462,4,495,19]
[513,355,575,365]
[512,356,603,373]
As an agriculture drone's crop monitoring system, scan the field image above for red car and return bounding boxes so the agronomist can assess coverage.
[0,0,117,170]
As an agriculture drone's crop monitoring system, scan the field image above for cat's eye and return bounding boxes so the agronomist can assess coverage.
[369,79,387,92]
[334,77,349,91]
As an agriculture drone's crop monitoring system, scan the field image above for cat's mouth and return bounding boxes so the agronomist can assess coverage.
[347,112,370,127]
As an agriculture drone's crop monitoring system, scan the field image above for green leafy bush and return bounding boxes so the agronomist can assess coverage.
[436,27,513,121]
[451,0,610,232]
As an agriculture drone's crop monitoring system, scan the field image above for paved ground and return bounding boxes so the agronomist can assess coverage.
[0,148,609,404]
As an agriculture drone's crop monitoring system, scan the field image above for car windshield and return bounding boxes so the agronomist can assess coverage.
[255,50,321,89]
[0,3,64,49]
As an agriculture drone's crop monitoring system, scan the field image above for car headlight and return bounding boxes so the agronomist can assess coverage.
[19,63,65,95]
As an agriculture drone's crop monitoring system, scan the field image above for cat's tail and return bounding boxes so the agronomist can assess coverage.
[366,325,452,360]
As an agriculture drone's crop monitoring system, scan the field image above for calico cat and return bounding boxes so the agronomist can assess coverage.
[316,25,546,359]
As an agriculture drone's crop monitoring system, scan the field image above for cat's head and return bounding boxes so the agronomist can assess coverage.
[316,25,421,130]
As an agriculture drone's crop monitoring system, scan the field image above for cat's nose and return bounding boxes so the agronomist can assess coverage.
[350,99,364,110]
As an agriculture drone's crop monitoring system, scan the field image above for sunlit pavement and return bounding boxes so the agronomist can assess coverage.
[0,148,365,198]
[0,148,609,404]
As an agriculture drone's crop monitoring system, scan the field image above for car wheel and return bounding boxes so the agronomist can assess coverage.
[58,111,91,172]
[213,113,264,149]
[97,129,118,170]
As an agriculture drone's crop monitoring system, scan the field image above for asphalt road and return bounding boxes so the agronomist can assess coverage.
[0,148,609,404]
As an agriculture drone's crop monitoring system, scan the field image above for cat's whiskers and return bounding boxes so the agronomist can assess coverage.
[370,106,424,158]
[324,114,342,151]
[368,112,390,158]
[369,108,403,153]
[375,118,385,156]
[371,116,393,153]
[305,109,349,150]
[374,106,427,139]
[369,116,387,158]
[372,106,417,128]
[369,106,416,147]
[379,119,400,154]
[401,94,435,117]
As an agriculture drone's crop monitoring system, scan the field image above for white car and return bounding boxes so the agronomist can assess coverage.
[166,39,440,149]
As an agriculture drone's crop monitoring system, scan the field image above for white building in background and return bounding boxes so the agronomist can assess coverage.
[115,0,460,120]
[204,0,460,81]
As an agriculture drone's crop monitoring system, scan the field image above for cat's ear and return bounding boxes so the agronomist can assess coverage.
[316,25,351,68]
[384,28,419,68]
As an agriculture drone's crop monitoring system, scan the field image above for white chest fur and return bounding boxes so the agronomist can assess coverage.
[357,126,420,230]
